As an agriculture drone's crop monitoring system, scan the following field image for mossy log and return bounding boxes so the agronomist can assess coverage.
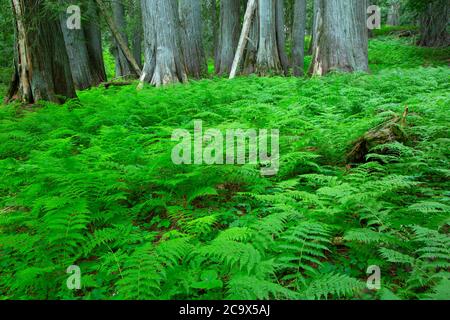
[347,107,409,163]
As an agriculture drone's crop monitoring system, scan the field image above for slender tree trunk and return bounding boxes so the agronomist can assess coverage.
[179,0,207,78]
[60,0,106,90]
[216,0,240,75]
[308,0,320,55]
[7,0,76,104]
[96,0,141,76]
[292,0,307,76]
[309,0,369,76]
[131,0,143,68]
[255,0,283,75]
[243,5,259,74]
[140,0,187,86]
[387,2,400,26]
[111,0,135,77]
[417,0,449,48]
[229,0,257,79]
[275,0,289,75]
[211,0,218,61]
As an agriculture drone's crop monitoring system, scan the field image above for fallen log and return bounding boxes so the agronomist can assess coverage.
[347,106,409,163]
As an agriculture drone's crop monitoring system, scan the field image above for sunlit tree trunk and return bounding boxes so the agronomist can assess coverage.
[7,0,76,104]
[309,0,369,76]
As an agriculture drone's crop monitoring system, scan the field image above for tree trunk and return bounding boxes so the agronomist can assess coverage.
[179,0,207,78]
[229,0,257,79]
[417,0,449,48]
[7,0,76,104]
[292,0,307,76]
[243,5,259,74]
[211,0,218,60]
[131,0,143,68]
[308,0,320,55]
[84,0,108,83]
[255,0,283,75]
[215,0,241,75]
[387,2,400,26]
[111,0,135,78]
[95,0,141,77]
[309,0,369,76]
[275,0,289,75]
[60,0,106,90]
[140,0,188,87]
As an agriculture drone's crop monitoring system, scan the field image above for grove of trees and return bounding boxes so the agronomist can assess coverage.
[0,0,449,303]
[3,0,448,103]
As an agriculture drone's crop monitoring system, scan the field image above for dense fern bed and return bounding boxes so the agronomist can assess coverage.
[0,36,449,300]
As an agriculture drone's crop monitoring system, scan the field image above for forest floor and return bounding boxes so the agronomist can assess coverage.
[0,31,449,299]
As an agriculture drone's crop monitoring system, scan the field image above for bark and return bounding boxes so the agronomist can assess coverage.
[60,0,106,90]
[179,0,207,78]
[229,0,257,79]
[131,0,143,68]
[211,0,218,60]
[309,0,369,76]
[243,6,259,74]
[84,0,107,83]
[292,0,307,76]
[255,0,283,75]
[216,0,241,75]
[7,0,76,104]
[308,0,320,55]
[417,0,449,48]
[111,0,135,77]
[95,0,141,76]
[275,0,289,75]
[140,0,187,86]
[387,2,400,26]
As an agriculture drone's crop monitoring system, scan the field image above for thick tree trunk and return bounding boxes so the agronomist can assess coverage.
[179,0,207,78]
[292,0,307,76]
[215,0,240,75]
[309,0,369,76]
[60,0,106,90]
[140,0,187,87]
[387,2,400,26]
[275,0,289,75]
[255,0,283,75]
[417,0,449,48]
[84,0,108,83]
[7,0,76,104]
[111,0,135,78]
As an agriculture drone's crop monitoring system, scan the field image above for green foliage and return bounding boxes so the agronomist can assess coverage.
[0,35,449,300]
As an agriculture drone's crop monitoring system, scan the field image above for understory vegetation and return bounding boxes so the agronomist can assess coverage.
[0,35,449,300]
